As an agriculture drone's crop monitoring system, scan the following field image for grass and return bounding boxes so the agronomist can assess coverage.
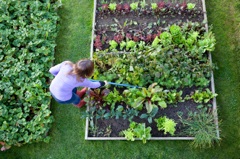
[1,0,240,158]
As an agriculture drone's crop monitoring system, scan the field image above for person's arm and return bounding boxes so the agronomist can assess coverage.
[49,62,64,76]
[79,79,106,88]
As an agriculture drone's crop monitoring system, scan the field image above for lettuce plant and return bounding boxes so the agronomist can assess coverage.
[126,40,136,50]
[130,2,139,11]
[160,31,172,47]
[121,122,151,144]
[198,31,216,52]
[170,24,183,45]
[187,3,196,10]
[109,3,117,11]
[109,40,118,50]
[154,116,177,135]
[151,3,158,11]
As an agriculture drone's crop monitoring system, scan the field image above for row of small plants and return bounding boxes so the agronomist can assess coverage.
[98,1,201,16]
[0,0,61,150]
[93,22,216,89]
[94,13,204,51]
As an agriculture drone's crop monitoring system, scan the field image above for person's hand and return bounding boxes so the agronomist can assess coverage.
[104,80,108,86]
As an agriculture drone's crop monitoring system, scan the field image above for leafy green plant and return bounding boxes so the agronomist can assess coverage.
[121,122,151,144]
[165,90,183,104]
[123,108,139,121]
[160,32,172,47]
[103,87,123,107]
[184,31,199,50]
[140,107,159,123]
[108,3,117,11]
[179,110,220,149]
[151,36,161,48]
[110,105,124,119]
[190,89,218,103]
[151,3,158,10]
[198,31,216,52]
[123,83,167,113]
[169,24,183,45]
[154,116,177,135]
[85,88,110,107]
[109,40,118,50]
[187,3,196,10]
[140,0,147,9]
[126,40,136,50]
[120,41,126,50]
[130,2,139,11]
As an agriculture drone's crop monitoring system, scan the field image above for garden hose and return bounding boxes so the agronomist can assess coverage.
[89,79,141,88]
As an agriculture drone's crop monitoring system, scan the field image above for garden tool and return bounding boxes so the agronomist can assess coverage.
[89,79,141,88]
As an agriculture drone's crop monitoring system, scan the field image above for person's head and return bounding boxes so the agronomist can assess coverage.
[69,59,94,80]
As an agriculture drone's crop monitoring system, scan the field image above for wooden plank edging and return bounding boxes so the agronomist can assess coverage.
[202,0,220,139]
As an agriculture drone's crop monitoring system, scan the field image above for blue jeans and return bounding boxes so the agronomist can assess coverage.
[51,88,80,105]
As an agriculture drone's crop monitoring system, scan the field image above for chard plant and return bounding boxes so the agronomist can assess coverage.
[165,90,184,104]
[101,3,109,12]
[86,88,110,108]
[121,122,152,144]
[190,88,218,103]
[154,116,177,136]
[123,83,167,113]
[103,87,123,107]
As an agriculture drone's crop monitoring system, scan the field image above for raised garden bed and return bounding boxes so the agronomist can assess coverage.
[83,0,220,148]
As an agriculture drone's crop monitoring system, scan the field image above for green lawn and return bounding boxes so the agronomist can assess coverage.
[1,0,240,158]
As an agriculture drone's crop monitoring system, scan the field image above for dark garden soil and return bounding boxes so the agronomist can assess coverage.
[88,0,212,138]
[94,101,199,137]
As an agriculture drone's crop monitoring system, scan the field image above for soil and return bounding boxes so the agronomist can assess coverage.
[88,0,210,138]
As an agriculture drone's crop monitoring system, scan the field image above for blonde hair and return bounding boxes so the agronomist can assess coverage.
[66,59,94,81]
